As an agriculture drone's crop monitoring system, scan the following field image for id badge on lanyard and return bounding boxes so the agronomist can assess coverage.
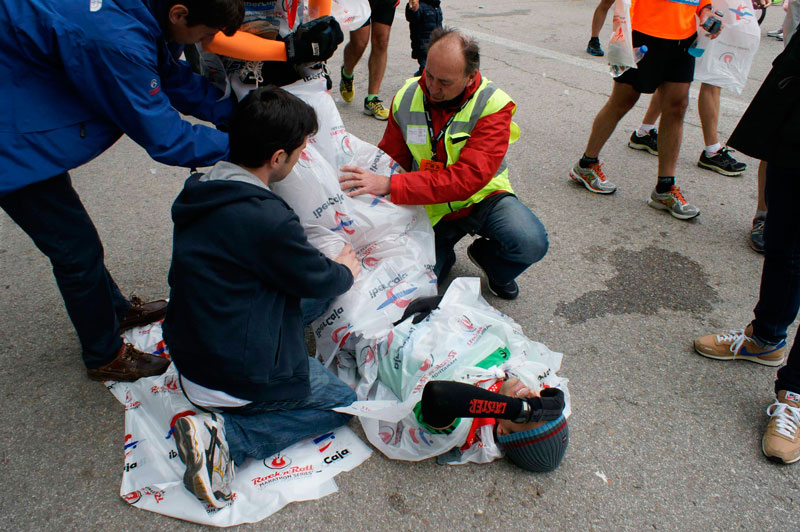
[422,95,471,165]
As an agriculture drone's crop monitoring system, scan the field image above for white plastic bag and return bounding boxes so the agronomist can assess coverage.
[607,0,636,69]
[331,0,371,33]
[333,278,571,464]
[694,0,761,94]
[268,77,437,364]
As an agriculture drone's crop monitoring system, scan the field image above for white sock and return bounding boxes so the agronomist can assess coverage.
[637,124,656,136]
[705,143,722,156]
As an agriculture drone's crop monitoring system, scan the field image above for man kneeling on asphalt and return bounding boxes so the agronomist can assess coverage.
[161,87,361,508]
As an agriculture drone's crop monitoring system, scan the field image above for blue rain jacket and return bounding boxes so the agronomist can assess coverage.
[0,0,233,196]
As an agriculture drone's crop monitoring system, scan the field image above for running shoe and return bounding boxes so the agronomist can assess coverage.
[569,161,618,194]
[697,146,747,176]
[339,66,354,102]
[750,216,765,254]
[364,96,389,120]
[238,61,264,86]
[628,129,658,155]
[174,413,235,509]
[768,28,784,40]
[586,37,604,57]
[647,186,699,220]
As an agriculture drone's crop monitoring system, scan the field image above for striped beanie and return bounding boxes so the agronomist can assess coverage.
[497,415,569,472]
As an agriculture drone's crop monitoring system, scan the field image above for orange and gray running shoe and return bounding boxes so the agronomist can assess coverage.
[569,161,617,194]
[647,185,700,220]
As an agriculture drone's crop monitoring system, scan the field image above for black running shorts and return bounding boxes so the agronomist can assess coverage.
[361,0,398,27]
[614,30,697,94]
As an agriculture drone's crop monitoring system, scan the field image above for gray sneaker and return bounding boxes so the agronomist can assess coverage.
[569,161,617,194]
[750,216,765,253]
[174,413,235,509]
[647,186,700,220]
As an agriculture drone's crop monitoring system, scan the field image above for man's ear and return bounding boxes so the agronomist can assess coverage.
[168,4,190,26]
[466,71,478,89]
[269,149,287,168]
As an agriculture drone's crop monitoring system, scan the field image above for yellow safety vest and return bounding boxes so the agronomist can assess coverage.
[391,76,521,226]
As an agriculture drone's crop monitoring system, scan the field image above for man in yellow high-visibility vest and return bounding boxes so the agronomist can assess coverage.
[338,27,548,300]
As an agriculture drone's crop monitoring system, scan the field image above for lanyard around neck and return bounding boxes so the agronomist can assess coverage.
[422,94,472,162]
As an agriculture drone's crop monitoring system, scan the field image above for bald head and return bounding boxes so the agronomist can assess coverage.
[427,27,480,76]
[424,27,480,103]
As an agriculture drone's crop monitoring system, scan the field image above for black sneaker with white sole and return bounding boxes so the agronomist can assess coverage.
[697,146,747,176]
[628,129,658,155]
[586,37,604,56]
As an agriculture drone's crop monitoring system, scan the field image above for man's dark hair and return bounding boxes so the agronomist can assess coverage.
[171,0,244,36]
[229,86,319,168]
[428,27,480,75]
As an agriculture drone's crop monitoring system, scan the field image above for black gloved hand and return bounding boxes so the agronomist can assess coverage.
[523,388,565,423]
[281,16,344,65]
[393,295,443,325]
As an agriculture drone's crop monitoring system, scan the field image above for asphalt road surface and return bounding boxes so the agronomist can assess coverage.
[1,2,798,530]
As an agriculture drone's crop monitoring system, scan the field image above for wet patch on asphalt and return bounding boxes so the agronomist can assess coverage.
[554,246,720,325]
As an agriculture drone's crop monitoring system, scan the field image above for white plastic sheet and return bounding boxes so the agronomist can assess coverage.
[267,77,438,364]
[694,0,760,94]
[109,342,371,527]
[333,278,571,464]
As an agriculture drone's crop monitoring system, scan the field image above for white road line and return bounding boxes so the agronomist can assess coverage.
[393,11,747,110]
[465,28,746,110]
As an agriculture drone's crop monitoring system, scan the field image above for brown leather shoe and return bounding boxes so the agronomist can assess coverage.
[87,343,170,382]
[119,295,168,331]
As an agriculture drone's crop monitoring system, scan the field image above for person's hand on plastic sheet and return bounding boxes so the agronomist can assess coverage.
[280,15,344,64]
[333,243,361,279]
[339,166,391,197]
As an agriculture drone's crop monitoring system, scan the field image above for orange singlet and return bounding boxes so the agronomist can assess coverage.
[631,0,712,40]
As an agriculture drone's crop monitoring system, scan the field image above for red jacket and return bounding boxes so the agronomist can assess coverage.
[378,72,515,222]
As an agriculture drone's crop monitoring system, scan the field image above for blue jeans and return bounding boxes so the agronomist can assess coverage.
[433,194,549,285]
[752,164,800,394]
[221,357,356,465]
[0,173,129,368]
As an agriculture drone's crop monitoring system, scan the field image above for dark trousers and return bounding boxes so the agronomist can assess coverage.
[433,195,549,285]
[406,1,443,75]
[0,173,129,368]
[752,164,800,394]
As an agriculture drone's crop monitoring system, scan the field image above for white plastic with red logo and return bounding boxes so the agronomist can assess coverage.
[109,361,371,526]
[264,76,438,365]
[332,277,571,464]
[693,0,761,94]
